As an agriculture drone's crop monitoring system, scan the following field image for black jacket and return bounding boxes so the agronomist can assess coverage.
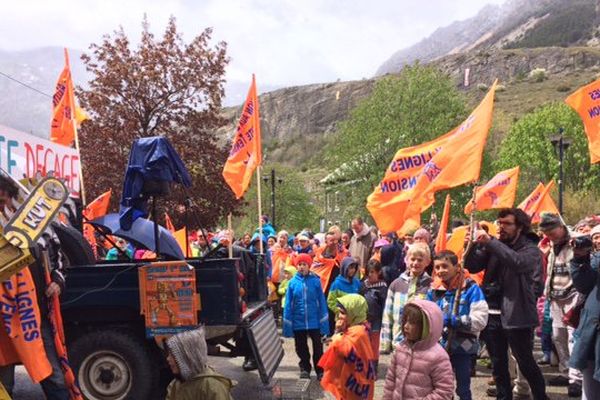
[464,232,542,329]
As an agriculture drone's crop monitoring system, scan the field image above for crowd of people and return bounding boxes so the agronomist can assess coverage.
[189,210,600,400]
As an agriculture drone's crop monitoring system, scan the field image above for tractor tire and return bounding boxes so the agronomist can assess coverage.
[69,329,159,400]
[53,223,95,267]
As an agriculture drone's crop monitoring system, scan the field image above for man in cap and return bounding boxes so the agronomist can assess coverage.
[538,212,583,397]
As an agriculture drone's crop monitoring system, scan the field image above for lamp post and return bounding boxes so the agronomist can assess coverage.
[262,169,283,227]
[550,128,572,215]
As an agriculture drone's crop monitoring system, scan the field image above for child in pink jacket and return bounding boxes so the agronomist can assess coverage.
[383,299,454,400]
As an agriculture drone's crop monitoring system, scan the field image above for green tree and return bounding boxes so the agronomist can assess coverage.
[322,63,468,220]
[494,102,600,199]
[234,163,320,235]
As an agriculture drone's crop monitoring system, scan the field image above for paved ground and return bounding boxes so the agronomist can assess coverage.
[12,337,573,400]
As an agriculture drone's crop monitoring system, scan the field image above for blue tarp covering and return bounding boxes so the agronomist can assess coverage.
[119,137,192,230]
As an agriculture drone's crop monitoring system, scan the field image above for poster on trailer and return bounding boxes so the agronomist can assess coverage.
[138,262,199,338]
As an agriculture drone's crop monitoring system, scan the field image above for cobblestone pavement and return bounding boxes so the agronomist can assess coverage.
[13,337,572,399]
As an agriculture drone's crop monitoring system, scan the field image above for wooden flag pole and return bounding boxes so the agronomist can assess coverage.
[227,213,233,258]
[257,165,264,254]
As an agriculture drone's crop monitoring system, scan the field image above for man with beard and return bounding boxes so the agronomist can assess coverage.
[464,208,547,400]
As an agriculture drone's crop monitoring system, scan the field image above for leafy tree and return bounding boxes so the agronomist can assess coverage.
[235,163,319,235]
[494,102,600,199]
[78,16,238,228]
[322,63,468,220]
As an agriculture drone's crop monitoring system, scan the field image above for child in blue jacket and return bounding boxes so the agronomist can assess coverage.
[427,250,489,400]
[327,256,361,312]
[283,254,330,380]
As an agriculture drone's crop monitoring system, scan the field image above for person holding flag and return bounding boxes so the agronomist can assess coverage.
[0,176,81,400]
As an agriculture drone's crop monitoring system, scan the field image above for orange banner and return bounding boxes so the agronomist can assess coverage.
[464,166,520,214]
[368,82,497,233]
[565,80,600,163]
[0,268,52,382]
[222,75,262,199]
[311,258,337,292]
[50,48,77,147]
[435,194,451,253]
[404,82,497,219]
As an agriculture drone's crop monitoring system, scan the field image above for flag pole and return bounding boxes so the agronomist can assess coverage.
[257,165,264,254]
[227,213,233,258]
[64,47,87,204]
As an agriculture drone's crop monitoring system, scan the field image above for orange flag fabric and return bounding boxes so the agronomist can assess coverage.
[518,181,557,223]
[311,258,337,292]
[271,247,292,284]
[435,194,451,253]
[0,268,52,382]
[565,79,600,163]
[50,48,77,147]
[43,257,84,399]
[368,82,497,233]
[404,82,497,219]
[173,227,190,257]
[464,166,520,214]
[83,190,112,259]
[222,75,262,199]
[164,212,176,233]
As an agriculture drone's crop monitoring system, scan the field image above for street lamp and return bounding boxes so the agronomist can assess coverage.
[550,128,572,215]
[262,169,283,227]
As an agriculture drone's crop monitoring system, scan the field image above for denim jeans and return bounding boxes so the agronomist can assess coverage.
[451,352,473,400]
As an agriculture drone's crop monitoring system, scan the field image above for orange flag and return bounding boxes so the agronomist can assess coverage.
[397,213,421,237]
[464,166,520,214]
[404,82,497,219]
[367,82,497,233]
[164,212,176,233]
[565,79,600,163]
[435,194,451,253]
[50,48,77,147]
[83,189,112,259]
[222,75,262,199]
[518,181,556,220]
[311,258,337,292]
[173,227,189,257]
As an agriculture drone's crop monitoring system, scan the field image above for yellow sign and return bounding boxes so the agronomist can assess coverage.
[0,234,33,282]
[0,381,11,400]
[4,177,68,249]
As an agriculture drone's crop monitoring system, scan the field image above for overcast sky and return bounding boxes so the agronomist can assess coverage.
[1,0,505,104]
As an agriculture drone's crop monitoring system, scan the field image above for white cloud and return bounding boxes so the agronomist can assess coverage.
[0,0,506,102]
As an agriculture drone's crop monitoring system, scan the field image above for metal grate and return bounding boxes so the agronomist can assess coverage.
[247,308,285,384]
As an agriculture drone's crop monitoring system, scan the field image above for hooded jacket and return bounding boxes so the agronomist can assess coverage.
[319,294,376,400]
[464,232,542,329]
[327,257,362,312]
[383,299,454,400]
[283,271,330,337]
[569,253,600,382]
[166,329,234,400]
[277,265,298,307]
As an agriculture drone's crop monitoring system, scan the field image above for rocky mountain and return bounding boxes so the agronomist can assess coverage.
[377,0,600,75]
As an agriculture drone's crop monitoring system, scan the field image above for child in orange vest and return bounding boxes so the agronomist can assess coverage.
[318,294,376,400]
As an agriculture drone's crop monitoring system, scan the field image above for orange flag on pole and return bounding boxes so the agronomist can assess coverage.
[82,189,112,259]
[464,166,520,214]
[435,194,451,253]
[368,82,497,233]
[565,79,600,163]
[223,75,262,199]
[164,212,176,233]
[50,48,77,147]
[518,181,558,223]
[404,81,497,219]
[518,182,545,215]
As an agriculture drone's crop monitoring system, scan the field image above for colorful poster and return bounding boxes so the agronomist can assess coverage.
[138,262,198,338]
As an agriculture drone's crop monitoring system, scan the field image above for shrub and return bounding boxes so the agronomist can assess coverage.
[556,85,571,92]
[477,83,489,91]
[529,68,547,83]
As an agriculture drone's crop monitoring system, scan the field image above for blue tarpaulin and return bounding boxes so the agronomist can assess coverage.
[119,137,192,230]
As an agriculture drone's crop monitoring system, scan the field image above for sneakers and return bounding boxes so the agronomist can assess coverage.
[242,357,258,371]
[299,370,310,379]
[547,375,570,386]
[568,382,582,397]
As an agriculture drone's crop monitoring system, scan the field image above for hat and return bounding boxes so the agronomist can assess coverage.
[374,238,388,249]
[591,224,600,239]
[297,234,310,242]
[294,253,313,267]
[539,212,563,231]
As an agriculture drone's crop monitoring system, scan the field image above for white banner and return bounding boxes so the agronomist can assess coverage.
[0,124,81,196]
